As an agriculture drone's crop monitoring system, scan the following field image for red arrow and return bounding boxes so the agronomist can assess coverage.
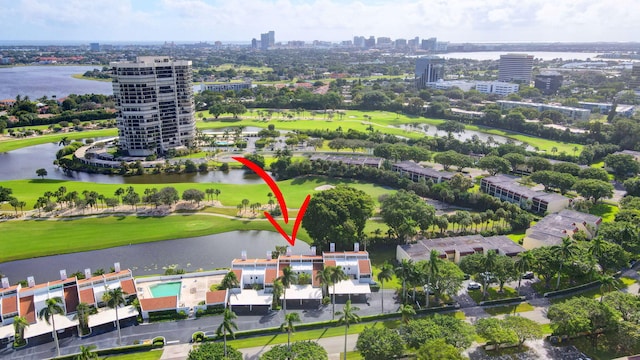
[232,157,310,246]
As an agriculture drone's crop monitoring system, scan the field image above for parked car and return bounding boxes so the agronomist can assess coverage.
[467,281,481,290]
[522,271,535,280]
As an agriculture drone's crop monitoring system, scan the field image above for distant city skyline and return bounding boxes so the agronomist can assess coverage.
[1,0,637,43]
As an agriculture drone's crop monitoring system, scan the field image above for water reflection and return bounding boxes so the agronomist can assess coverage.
[0,231,311,282]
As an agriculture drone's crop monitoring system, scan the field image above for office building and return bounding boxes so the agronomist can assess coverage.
[535,73,563,95]
[415,56,445,89]
[475,81,520,96]
[89,43,100,52]
[111,56,196,157]
[498,54,534,84]
[364,36,376,48]
[421,37,437,51]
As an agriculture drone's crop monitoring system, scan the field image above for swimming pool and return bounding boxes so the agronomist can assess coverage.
[150,281,182,298]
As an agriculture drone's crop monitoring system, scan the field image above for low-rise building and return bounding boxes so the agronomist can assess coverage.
[309,154,383,168]
[200,82,253,92]
[497,100,591,122]
[578,102,635,117]
[480,175,570,213]
[396,234,524,264]
[474,81,520,96]
[392,161,455,184]
[523,209,602,249]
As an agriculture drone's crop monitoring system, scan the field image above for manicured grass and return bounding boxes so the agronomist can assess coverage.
[369,246,402,290]
[465,124,583,154]
[0,128,117,152]
[467,286,518,303]
[543,277,634,304]
[0,215,311,262]
[341,352,364,360]
[228,320,399,349]
[0,176,394,211]
[102,350,163,360]
[589,203,618,223]
[506,229,526,244]
[483,302,534,316]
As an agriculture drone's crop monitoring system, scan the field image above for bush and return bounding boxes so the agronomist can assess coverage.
[322,296,331,305]
[188,342,242,360]
[192,331,205,343]
[260,341,328,360]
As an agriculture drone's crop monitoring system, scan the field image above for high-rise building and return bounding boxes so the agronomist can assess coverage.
[631,63,640,89]
[415,56,445,89]
[364,36,376,48]
[421,37,437,51]
[89,43,100,52]
[353,36,365,48]
[498,54,534,84]
[111,56,196,157]
[535,73,563,95]
[260,31,275,50]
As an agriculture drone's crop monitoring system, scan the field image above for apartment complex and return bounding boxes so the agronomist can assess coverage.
[523,210,602,249]
[498,54,534,84]
[260,31,275,50]
[497,100,591,122]
[392,161,455,184]
[397,235,524,264]
[415,56,445,89]
[200,82,253,93]
[480,175,570,213]
[0,268,137,344]
[111,56,196,156]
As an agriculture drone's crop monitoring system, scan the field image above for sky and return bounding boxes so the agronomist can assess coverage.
[1,0,638,44]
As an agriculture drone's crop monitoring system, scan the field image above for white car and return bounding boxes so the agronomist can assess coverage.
[467,281,481,290]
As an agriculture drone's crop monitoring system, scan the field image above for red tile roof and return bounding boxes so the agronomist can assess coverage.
[358,260,371,275]
[264,269,277,284]
[19,295,36,324]
[324,260,336,267]
[79,288,95,305]
[140,296,177,311]
[206,290,227,304]
[63,286,79,313]
[232,269,242,280]
[121,279,136,295]
[1,296,18,316]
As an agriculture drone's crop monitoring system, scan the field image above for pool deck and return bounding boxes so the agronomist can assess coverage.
[136,274,224,308]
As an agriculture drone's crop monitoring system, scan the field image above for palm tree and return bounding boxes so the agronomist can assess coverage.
[74,302,91,336]
[38,297,64,357]
[75,345,98,360]
[315,267,332,298]
[553,237,577,290]
[395,259,414,304]
[328,266,348,319]
[515,251,534,296]
[481,250,498,299]
[377,262,394,314]
[599,274,618,302]
[279,267,297,313]
[216,308,238,357]
[400,304,416,324]
[272,279,283,309]
[103,287,127,345]
[12,316,29,347]
[336,300,360,360]
[425,250,440,307]
[280,312,301,351]
[220,271,239,290]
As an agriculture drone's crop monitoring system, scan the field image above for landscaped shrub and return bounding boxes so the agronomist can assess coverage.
[260,341,328,360]
[188,342,242,360]
[322,296,331,305]
[192,331,205,343]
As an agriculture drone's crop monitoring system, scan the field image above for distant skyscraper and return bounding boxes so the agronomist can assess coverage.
[353,36,365,48]
[260,30,275,50]
[498,54,534,84]
[631,63,640,89]
[421,37,437,51]
[415,56,445,89]
[89,43,100,52]
[365,36,375,48]
[535,73,563,95]
[251,38,258,49]
[111,56,196,156]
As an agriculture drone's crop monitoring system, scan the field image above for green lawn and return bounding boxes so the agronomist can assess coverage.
[227,320,400,349]
[0,128,117,152]
[341,352,364,360]
[0,215,312,262]
[0,176,394,211]
[102,350,163,360]
[589,203,618,223]
[484,302,534,316]
[467,286,519,303]
[465,124,583,154]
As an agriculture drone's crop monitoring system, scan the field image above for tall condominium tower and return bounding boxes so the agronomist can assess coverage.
[415,56,445,89]
[111,56,196,157]
[631,63,640,90]
[498,53,534,84]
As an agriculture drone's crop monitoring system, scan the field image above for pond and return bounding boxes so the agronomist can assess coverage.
[0,231,311,283]
[0,142,263,184]
[397,124,533,149]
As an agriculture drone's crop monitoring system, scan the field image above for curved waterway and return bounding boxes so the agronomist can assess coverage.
[0,231,310,283]
[0,142,263,184]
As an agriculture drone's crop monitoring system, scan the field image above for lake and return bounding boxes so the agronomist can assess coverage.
[0,231,311,283]
[0,65,113,100]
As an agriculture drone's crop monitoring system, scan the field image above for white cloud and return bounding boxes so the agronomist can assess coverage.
[2,0,638,42]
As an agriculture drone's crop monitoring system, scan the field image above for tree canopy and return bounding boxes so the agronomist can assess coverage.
[380,190,435,242]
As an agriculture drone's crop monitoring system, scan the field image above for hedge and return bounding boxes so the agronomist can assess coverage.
[479,296,525,306]
[543,280,601,298]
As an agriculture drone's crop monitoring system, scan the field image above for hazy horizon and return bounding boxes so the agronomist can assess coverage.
[1,0,637,44]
